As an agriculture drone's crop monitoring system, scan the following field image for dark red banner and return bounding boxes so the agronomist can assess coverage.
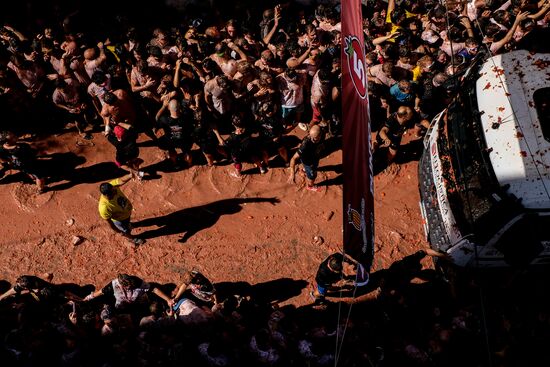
[341,0,374,270]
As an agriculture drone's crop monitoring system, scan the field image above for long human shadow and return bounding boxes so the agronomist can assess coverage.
[0,152,122,191]
[133,197,280,242]
[316,164,343,187]
[214,277,308,305]
[47,161,127,192]
[0,152,84,187]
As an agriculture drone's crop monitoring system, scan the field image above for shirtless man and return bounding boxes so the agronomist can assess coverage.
[100,90,137,135]
[209,41,247,79]
[82,42,108,79]
[52,78,92,138]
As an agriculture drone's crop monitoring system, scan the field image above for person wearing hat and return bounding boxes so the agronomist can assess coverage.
[106,117,144,179]
[98,173,144,246]
[311,252,359,303]
[84,273,172,315]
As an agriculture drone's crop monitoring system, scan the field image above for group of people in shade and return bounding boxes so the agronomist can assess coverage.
[0,0,549,365]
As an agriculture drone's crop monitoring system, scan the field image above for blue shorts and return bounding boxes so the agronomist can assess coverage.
[303,163,317,180]
[112,218,131,234]
[316,283,327,296]
[281,104,304,121]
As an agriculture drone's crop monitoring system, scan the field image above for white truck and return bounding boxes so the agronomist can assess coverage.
[418,49,550,267]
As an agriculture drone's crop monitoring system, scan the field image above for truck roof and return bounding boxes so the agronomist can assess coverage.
[477,50,550,209]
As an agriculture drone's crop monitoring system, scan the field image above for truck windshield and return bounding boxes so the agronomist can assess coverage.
[444,67,522,244]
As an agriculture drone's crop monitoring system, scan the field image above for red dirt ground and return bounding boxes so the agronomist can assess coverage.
[0,127,427,306]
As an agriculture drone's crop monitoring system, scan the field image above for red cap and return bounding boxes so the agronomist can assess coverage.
[114,125,126,140]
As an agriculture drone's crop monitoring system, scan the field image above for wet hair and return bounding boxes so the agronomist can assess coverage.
[432,72,449,87]
[241,25,254,37]
[38,286,55,301]
[287,42,301,57]
[381,43,398,60]
[217,75,231,90]
[398,46,411,58]
[366,52,378,64]
[82,311,97,328]
[285,68,298,80]
[117,273,139,288]
[237,61,253,75]
[214,42,228,55]
[397,106,412,117]
[391,8,407,25]
[430,5,446,21]
[382,62,394,74]
[100,304,114,321]
[202,58,218,72]
[15,40,33,55]
[137,60,149,72]
[99,182,114,195]
[493,10,510,25]
[398,79,412,91]
[149,302,164,317]
[261,49,273,60]
[485,23,502,38]
[15,275,33,289]
[53,77,67,89]
[103,92,117,105]
[231,114,245,128]
[328,256,343,272]
[92,70,107,85]
[464,37,479,47]
[418,55,434,69]
[0,131,14,144]
[259,71,273,87]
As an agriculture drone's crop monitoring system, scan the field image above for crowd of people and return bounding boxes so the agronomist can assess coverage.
[0,0,549,365]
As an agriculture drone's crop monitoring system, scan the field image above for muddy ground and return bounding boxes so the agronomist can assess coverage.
[0,127,427,306]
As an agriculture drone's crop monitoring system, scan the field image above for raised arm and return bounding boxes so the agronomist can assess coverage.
[528,0,550,20]
[490,11,530,54]
[286,46,312,68]
[287,151,300,183]
[0,287,17,302]
[263,5,282,45]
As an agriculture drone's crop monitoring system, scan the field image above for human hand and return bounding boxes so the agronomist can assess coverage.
[389,31,400,39]
[84,292,94,301]
[287,172,295,184]
[275,5,282,21]
[459,17,471,28]
[480,10,492,18]
[515,11,530,23]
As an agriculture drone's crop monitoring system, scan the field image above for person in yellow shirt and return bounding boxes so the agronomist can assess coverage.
[98,173,144,245]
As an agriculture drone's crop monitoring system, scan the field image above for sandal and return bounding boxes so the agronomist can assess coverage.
[306,185,323,192]
[229,170,242,179]
[309,291,325,304]
[76,139,95,147]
